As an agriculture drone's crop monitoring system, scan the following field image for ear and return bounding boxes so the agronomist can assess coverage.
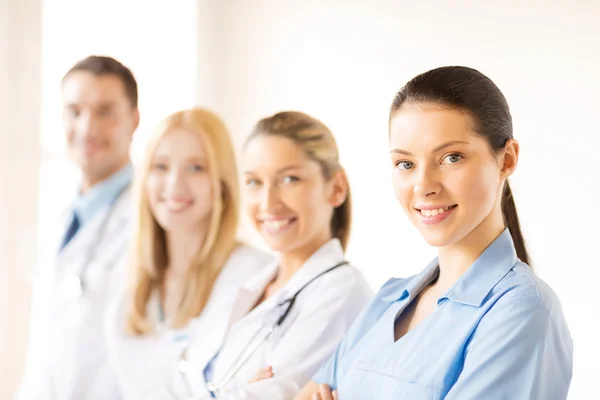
[130,107,140,137]
[500,139,519,180]
[328,169,349,208]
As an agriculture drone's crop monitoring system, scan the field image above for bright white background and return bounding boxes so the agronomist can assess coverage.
[2,0,598,398]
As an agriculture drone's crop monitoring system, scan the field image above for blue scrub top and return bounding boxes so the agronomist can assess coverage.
[313,229,573,399]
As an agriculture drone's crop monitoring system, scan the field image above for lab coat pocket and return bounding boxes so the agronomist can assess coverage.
[351,361,440,400]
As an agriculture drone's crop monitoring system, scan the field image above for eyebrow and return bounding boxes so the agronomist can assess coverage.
[243,165,302,175]
[151,155,207,162]
[64,101,116,109]
[389,140,470,156]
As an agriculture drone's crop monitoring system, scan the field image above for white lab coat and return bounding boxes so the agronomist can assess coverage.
[104,244,273,400]
[16,187,133,400]
[177,238,373,400]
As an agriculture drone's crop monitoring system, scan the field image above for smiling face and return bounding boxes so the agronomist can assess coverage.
[389,102,510,248]
[62,71,138,189]
[242,135,344,256]
[145,128,214,233]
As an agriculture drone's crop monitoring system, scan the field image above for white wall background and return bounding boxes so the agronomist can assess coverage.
[2,0,598,398]
[0,0,41,397]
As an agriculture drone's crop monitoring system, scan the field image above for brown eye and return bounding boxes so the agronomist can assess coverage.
[245,178,260,188]
[281,175,300,184]
[151,162,168,171]
[188,164,204,172]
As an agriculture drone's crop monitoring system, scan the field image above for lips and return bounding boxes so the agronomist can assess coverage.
[163,199,193,212]
[418,205,455,217]
[258,216,298,234]
[415,204,457,225]
[80,142,105,156]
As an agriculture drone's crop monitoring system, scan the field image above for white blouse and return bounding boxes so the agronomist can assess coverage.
[178,238,373,400]
[104,244,273,400]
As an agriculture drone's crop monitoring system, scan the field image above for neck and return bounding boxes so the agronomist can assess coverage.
[435,208,505,291]
[276,233,332,287]
[165,225,208,279]
[81,158,130,194]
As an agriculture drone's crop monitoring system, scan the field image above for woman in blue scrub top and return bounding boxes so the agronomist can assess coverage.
[295,66,573,400]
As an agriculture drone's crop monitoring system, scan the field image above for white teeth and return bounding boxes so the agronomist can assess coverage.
[262,219,292,229]
[420,206,453,217]
[166,201,190,212]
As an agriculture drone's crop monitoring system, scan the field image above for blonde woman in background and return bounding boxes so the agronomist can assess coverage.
[104,108,272,399]
[177,111,372,399]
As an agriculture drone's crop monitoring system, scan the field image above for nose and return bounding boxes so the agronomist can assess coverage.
[414,164,442,198]
[74,112,100,139]
[164,168,188,195]
[259,183,280,212]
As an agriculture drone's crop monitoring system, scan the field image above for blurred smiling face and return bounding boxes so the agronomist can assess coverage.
[62,71,138,186]
[389,102,506,248]
[146,128,214,233]
[242,135,340,255]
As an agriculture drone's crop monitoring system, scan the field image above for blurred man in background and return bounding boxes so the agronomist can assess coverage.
[17,55,138,400]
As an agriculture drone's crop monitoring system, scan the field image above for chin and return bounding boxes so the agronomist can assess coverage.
[422,237,451,248]
[417,227,455,248]
[261,238,298,254]
[157,215,196,232]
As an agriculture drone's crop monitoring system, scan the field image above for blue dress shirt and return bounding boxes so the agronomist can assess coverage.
[313,229,573,399]
[71,164,133,228]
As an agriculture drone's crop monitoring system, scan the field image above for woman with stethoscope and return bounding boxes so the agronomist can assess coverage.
[103,108,272,400]
[170,111,372,399]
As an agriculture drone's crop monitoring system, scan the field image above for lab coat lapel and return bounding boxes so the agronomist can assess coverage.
[180,254,277,394]
[226,261,280,331]
[55,187,132,274]
[51,188,132,309]
[277,239,345,301]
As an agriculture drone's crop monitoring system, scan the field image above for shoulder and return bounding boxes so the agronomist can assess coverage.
[483,261,573,349]
[214,243,273,289]
[490,261,566,320]
[310,262,373,302]
[111,185,135,223]
[225,243,274,272]
[287,263,373,327]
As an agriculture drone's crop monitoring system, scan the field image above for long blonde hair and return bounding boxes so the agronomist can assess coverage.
[245,111,352,249]
[126,108,239,335]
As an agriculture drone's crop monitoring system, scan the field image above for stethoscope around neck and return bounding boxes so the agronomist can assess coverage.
[61,183,130,300]
[174,260,350,398]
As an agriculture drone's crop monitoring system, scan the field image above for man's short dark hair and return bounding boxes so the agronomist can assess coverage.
[63,55,138,108]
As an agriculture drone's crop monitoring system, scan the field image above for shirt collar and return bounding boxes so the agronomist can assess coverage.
[381,228,517,307]
[72,163,133,226]
[381,258,439,303]
[241,238,346,302]
[443,228,517,307]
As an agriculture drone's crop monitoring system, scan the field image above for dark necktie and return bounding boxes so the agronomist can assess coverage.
[60,211,80,250]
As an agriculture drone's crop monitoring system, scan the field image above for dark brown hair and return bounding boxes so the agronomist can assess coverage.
[246,111,351,250]
[63,55,138,108]
[390,66,530,265]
